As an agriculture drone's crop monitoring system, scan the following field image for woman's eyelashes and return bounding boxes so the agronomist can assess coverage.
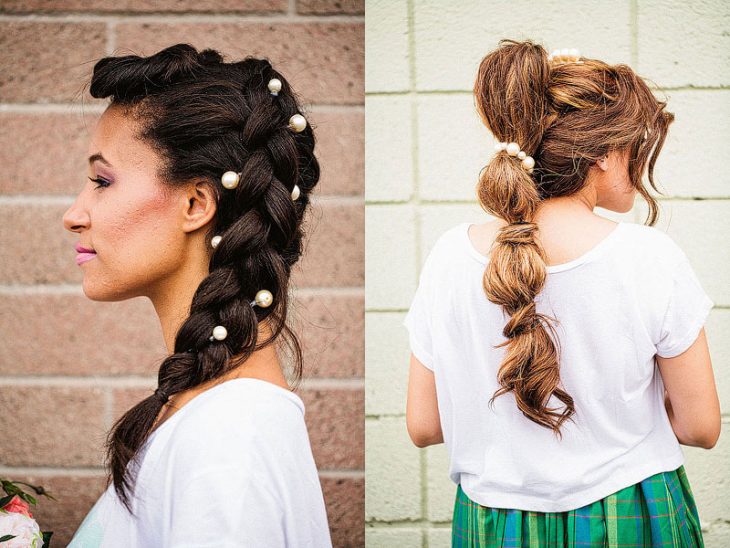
[88,176,111,190]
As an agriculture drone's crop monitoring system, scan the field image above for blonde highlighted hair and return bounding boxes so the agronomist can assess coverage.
[474,39,674,438]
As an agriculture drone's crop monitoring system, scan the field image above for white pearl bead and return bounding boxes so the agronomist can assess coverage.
[211,235,222,248]
[268,78,282,96]
[569,48,579,58]
[255,289,274,308]
[561,48,570,57]
[499,142,507,151]
[291,184,301,201]
[289,114,307,133]
[506,142,520,156]
[212,325,228,341]
[494,142,503,152]
[522,156,535,170]
[221,171,240,190]
[517,151,526,160]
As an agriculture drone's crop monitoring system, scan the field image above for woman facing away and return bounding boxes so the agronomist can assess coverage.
[404,40,720,547]
[63,44,332,547]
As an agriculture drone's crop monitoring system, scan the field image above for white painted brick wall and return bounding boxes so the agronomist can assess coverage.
[365,0,729,544]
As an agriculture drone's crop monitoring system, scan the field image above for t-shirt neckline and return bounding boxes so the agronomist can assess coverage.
[146,377,304,443]
[462,221,626,273]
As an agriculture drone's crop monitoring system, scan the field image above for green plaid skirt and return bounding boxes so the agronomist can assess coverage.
[452,465,704,547]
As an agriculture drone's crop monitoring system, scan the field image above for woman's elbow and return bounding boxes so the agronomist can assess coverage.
[406,418,443,448]
[697,419,721,449]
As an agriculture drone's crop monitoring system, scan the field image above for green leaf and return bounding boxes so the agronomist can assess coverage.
[0,494,15,508]
[0,535,17,542]
[42,531,53,547]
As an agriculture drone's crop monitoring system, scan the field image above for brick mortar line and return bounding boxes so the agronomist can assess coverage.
[0,376,364,388]
[0,194,363,205]
[317,469,364,479]
[630,0,638,69]
[106,19,116,56]
[0,284,363,296]
[0,13,364,23]
[405,0,430,533]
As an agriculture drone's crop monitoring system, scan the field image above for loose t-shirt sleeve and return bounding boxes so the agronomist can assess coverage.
[403,247,437,370]
[655,257,714,358]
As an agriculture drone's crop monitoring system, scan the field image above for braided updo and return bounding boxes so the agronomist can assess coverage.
[88,43,319,513]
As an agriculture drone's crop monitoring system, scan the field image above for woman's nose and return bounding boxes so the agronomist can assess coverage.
[63,195,90,233]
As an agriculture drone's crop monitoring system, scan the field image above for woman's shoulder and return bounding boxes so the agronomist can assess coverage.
[618,222,690,267]
[166,379,308,455]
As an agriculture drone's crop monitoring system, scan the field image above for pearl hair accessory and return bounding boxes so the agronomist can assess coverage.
[548,48,582,65]
[251,289,274,308]
[288,114,307,133]
[210,325,228,342]
[494,141,535,174]
[207,290,273,342]
[221,170,241,190]
[268,78,282,96]
[211,235,222,249]
[291,184,301,201]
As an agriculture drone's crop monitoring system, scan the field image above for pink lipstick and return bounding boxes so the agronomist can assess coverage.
[74,243,97,266]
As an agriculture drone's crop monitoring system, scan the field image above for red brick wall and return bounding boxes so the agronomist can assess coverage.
[0,1,364,546]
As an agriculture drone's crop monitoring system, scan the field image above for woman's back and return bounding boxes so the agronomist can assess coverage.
[404,219,714,511]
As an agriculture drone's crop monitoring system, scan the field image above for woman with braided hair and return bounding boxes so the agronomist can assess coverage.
[404,40,719,546]
[63,44,331,546]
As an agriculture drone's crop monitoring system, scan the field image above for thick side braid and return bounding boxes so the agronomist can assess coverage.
[89,44,319,513]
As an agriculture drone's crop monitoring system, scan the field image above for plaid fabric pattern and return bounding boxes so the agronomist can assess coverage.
[452,465,704,547]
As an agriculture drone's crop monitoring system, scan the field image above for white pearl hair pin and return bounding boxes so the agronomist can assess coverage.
[208,290,273,342]
[268,78,282,96]
[291,184,301,201]
[289,114,307,133]
[494,141,535,174]
[210,325,228,342]
[211,235,222,249]
[547,48,582,65]
[221,170,241,190]
[250,289,274,308]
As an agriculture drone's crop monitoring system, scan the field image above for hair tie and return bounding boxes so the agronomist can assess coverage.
[548,48,582,65]
[153,387,169,403]
[494,141,535,173]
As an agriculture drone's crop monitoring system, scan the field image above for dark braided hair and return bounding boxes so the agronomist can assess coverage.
[88,43,320,513]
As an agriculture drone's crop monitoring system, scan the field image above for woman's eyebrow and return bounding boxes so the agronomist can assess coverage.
[88,152,113,167]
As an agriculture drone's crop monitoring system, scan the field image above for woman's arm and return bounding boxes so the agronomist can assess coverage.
[658,327,721,449]
[406,353,443,448]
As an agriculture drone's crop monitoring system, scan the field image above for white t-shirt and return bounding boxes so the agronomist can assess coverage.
[403,221,714,512]
[68,378,332,547]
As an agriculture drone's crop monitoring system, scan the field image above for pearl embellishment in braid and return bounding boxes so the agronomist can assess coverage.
[494,141,535,174]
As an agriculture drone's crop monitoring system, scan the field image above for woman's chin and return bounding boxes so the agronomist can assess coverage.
[81,279,130,302]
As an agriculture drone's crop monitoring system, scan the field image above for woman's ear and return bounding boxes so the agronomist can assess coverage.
[180,181,217,233]
[596,155,609,171]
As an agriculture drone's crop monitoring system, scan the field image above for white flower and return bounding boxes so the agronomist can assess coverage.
[0,510,44,548]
